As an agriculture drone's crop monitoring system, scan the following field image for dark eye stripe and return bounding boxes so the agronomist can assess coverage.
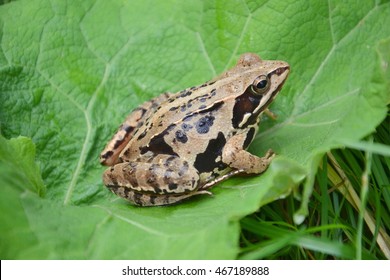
[232,86,262,128]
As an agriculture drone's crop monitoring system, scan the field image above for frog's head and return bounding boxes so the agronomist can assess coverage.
[230,53,290,128]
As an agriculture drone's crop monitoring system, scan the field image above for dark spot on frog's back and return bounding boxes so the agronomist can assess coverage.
[175,130,188,143]
[123,125,134,133]
[181,123,193,131]
[137,129,148,140]
[195,115,215,134]
[140,124,178,156]
[168,183,178,190]
[101,150,113,160]
[194,132,227,173]
[180,90,192,98]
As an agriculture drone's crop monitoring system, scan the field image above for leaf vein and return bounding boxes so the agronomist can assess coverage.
[93,205,169,237]
[63,32,136,204]
[327,0,335,45]
[258,88,360,138]
[196,32,217,76]
[224,4,252,71]
[291,4,378,116]
[63,63,110,205]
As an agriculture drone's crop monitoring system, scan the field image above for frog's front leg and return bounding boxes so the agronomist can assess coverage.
[222,132,275,174]
[103,154,210,206]
[100,92,173,166]
[200,133,275,191]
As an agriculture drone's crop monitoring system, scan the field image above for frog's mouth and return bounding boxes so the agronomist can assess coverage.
[259,66,290,111]
[273,66,290,92]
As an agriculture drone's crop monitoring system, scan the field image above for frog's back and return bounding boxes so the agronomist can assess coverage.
[127,81,236,165]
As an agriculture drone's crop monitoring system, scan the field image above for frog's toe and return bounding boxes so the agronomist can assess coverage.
[264,149,275,159]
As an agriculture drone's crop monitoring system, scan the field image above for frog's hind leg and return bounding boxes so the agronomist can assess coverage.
[100,92,173,166]
[102,155,210,206]
[108,187,211,207]
[200,169,244,190]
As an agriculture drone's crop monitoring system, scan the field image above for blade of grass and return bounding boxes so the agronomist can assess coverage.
[356,137,373,259]
[327,152,390,259]
[240,218,373,259]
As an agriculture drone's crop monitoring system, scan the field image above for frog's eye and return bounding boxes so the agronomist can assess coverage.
[251,75,270,95]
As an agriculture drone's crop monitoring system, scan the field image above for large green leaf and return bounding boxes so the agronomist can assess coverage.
[0,0,389,259]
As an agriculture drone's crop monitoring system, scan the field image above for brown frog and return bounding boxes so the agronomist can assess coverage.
[100,53,290,206]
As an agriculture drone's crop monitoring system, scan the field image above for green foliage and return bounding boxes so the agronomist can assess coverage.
[239,116,390,260]
[0,0,389,259]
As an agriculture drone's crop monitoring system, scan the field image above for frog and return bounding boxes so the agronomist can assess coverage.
[100,53,290,206]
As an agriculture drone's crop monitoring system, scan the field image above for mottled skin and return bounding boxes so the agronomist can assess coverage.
[100,53,290,206]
